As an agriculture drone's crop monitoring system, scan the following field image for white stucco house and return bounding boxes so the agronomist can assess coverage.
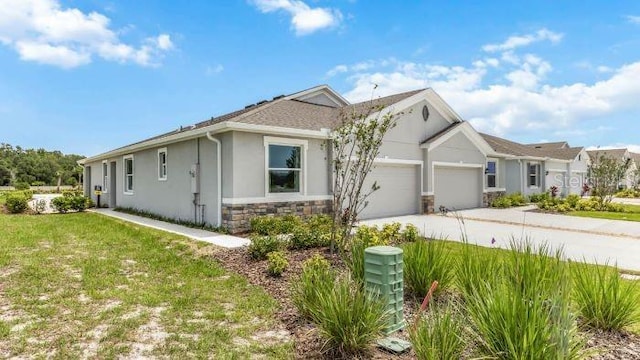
[80,84,568,233]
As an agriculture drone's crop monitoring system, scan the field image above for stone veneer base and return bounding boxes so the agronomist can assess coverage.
[483,191,506,208]
[222,199,333,234]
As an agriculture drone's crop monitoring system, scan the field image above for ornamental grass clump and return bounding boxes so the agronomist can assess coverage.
[291,254,336,321]
[310,274,388,357]
[464,240,584,359]
[410,305,466,360]
[403,239,454,297]
[572,261,640,331]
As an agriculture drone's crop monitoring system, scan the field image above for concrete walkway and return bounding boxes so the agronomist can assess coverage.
[456,206,640,239]
[91,208,250,248]
[361,212,640,272]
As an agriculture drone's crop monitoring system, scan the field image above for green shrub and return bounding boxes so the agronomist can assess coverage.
[402,223,420,242]
[410,306,466,360]
[51,196,71,213]
[13,182,30,191]
[5,194,29,214]
[490,196,512,208]
[464,241,583,359]
[291,254,336,321]
[247,235,283,260]
[31,181,46,187]
[508,192,527,206]
[572,262,640,331]
[353,225,386,247]
[310,274,388,356]
[380,222,402,243]
[565,194,581,208]
[615,188,640,198]
[266,251,288,277]
[345,239,366,284]
[250,215,302,235]
[403,239,454,297]
[529,192,550,203]
[288,215,333,250]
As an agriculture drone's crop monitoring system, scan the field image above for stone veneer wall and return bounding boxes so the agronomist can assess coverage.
[483,191,506,207]
[222,199,333,234]
[421,195,434,214]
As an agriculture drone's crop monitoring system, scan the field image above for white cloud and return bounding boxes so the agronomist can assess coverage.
[626,15,640,24]
[0,0,173,68]
[334,30,640,139]
[251,0,342,36]
[205,64,224,76]
[482,28,563,52]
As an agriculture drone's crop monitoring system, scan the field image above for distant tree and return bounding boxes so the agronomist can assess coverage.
[588,152,631,209]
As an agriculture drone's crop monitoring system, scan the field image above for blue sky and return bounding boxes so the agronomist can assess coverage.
[1,0,639,156]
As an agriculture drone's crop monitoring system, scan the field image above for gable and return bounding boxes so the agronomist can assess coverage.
[288,85,349,107]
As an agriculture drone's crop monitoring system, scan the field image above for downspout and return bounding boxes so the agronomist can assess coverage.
[518,159,524,194]
[205,132,222,227]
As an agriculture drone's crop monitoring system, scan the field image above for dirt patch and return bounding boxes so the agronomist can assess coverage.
[587,329,640,359]
[120,306,169,359]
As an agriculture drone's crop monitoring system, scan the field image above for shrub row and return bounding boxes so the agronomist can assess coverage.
[615,188,640,198]
[538,195,624,213]
[51,194,92,213]
[490,192,527,208]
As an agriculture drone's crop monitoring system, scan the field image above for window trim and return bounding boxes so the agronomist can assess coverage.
[486,159,498,189]
[101,160,109,193]
[157,147,167,181]
[123,154,134,195]
[263,136,308,196]
[527,162,541,188]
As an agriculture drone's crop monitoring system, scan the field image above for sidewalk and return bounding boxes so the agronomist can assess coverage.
[91,208,250,248]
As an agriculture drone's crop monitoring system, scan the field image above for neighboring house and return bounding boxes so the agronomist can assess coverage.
[480,134,589,197]
[79,84,510,233]
[586,148,637,189]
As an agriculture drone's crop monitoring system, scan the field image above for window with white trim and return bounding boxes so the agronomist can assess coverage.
[158,148,167,181]
[267,143,303,194]
[486,160,497,188]
[528,163,541,187]
[102,161,108,193]
[123,155,134,194]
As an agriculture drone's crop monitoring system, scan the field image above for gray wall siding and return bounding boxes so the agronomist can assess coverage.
[230,132,331,198]
[86,138,220,226]
[505,160,522,193]
[426,132,486,193]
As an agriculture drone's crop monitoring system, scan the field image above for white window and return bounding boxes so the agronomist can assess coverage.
[102,161,109,193]
[158,148,167,181]
[528,163,541,187]
[123,155,134,194]
[486,160,497,188]
[264,137,307,195]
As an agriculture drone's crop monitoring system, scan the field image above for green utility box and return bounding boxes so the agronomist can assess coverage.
[364,246,404,334]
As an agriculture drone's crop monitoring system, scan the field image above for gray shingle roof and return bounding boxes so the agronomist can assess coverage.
[482,133,582,160]
[526,141,569,150]
[586,149,629,162]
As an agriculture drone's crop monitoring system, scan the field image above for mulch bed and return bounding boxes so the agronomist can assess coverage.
[211,246,640,359]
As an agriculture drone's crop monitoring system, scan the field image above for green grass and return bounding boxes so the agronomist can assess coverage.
[571,203,640,222]
[0,212,292,358]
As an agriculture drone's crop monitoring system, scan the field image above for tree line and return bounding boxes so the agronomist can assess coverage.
[0,143,85,187]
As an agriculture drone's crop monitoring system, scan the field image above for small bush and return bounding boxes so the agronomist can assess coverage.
[565,194,581,208]
[291,254,336,321]
[310,274,388,356]
[402,223,420,242]
[380,222,402,243]
[509,192,527,206]
[13,182,30,190]
[529,192,550,203]
[403,239,454,297]
[410,306,466,360]
[490,196,512,208]
[615,188,640,198]
[288,216,332,250]
[51,194,89,213]
[266,251,288,277]
[5,194,29,214]
[354,225,386,247]
[250,215,302,235]
[573,262,640,331]
[248,235,283,260]
[51,196,71,213]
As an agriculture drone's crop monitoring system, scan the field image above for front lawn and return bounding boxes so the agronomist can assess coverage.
[571,203,640,222]
[0,212,291,358]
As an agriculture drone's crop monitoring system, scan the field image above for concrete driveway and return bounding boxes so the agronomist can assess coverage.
[360,207,640,272]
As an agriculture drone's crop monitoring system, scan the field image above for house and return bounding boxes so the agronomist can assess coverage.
[79,85,511,233]
[586,148,638,189]
[480,134,589,196]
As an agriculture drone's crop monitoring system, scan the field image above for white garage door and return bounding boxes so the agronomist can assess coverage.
[434,166,482,211]
[359,164,420,220]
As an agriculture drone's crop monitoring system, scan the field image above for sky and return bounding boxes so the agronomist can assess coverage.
[0,0,639,156]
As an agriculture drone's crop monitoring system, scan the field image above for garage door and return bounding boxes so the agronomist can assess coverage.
[359,164,420,220]
[434,166,481,211]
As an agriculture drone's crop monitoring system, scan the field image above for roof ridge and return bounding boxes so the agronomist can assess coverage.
[347,88,426,108]
[289,98,340,108]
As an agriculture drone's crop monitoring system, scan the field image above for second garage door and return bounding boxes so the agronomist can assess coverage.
[359,164,420,220]
[434,166,482,211]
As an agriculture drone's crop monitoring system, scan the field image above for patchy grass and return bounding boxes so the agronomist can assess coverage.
[0,212,292,358]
